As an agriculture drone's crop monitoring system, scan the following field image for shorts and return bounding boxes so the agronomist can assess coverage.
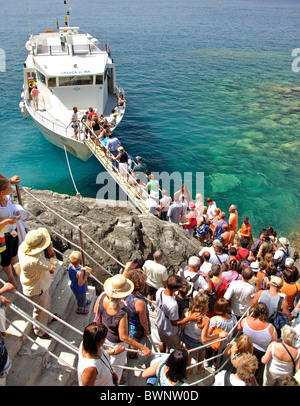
[158,331,181,351]
[181,331,203,349]
[146,284,158,299]
[0,234,18,267]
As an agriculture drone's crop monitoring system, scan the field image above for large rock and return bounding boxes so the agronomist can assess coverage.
[15,187,200,289]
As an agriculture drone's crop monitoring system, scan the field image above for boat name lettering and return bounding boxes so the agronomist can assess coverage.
[60,70,91,75]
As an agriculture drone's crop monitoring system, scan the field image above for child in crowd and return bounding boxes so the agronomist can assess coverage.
[68,251,92,315]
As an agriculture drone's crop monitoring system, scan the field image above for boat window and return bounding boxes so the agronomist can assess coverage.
[47,77,56,87]
[36,70,46,85]
[96,75,103,85]
[58,75,94,87]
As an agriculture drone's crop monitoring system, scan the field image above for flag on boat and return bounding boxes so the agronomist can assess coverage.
[56,18,59,29]
[64,14,68,25]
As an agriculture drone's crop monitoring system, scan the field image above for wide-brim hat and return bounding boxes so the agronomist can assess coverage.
[21,227,51,256]
[104,274,134,299]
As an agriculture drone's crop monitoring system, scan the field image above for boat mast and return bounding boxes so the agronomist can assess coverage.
[63,0,70,27]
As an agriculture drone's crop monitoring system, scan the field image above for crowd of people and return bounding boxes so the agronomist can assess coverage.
[0,171,300,388]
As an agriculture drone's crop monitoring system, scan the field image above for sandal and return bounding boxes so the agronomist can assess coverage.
[84,299,91,306]
[76,307,89,315]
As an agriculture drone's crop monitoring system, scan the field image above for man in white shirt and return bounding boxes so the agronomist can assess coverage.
[177,256,212,297]
[142,250,168,303]
[205,197,217,221]
[199,251,212,274]
[224,267,256,319]
[199,239,229,265]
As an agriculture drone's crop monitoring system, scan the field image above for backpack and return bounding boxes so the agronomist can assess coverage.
[278,248,290,271]
[206,278,224,313]
[179,270,200,298]
[0,337,8,375]
[196,218,209,238]
[268,296,290,338]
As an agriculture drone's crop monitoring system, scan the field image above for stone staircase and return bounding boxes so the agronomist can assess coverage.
[0,263,215,387]
[0,262,96,386]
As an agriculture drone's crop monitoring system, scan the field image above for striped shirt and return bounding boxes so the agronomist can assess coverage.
[18,244,59,296]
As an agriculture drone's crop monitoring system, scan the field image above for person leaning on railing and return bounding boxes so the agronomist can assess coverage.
[18,227,60,339]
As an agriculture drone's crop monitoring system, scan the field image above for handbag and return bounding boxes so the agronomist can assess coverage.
[210,318,225,351]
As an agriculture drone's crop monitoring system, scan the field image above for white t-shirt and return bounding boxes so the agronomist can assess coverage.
[214,370,246,386]
[155,287,179,335]
[142,260,168,289]
[200,262,212,275]
[207,202,217,219]
[180,269,208,293]
[224,280,256,317]
[199,246,229,265]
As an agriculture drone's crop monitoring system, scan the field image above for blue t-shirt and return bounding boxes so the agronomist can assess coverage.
[68,264,86,295]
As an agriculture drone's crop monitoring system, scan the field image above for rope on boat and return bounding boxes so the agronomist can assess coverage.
[64,145,81,198]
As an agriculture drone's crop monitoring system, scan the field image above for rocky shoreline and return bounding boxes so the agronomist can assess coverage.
[16,187,200,289]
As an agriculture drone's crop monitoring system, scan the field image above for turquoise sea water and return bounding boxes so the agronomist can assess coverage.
[1,0,300,237]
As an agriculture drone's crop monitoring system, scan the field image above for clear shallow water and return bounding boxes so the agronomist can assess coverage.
[0,0,300,236]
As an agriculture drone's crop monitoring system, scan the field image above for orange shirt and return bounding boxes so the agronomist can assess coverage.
[281,283,300,310]
[240,222,252,238]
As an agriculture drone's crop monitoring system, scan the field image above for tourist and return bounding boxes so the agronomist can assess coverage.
[228,204,238,233]
[250,229,269,258]
[93,274,151,383]
[280,268,300,312]
[209,298,237,339]
[222,259,242,285]
[174,279,192,318]
[178,256,212,298]
[284,258,299,283]
[108,110,118,127]
[199,251,212,275]
[212,211,228,239]
[95,123,109,153]
[238,215,253,247]
[0,177,25,289]
[199,239,230,265]
[256,233,276,261]
[181,292,228,375]
[273,237,291,270]
[174,184,192,207]
[262,325,300,386]
[155,275,202,353]
[179,201,198,236]
[87,107,95,119]
[205,197,217,221]
[224,334,254,370]
[71,106,80,140]
[68,251,92,315]
[132,156,148,197]
[238,302,278,384]
[250,275,291,323]
[77,322,125,386]
[265,225,278,245]
[145,194,161,216]
[106,133,121,170]
[142,348,189,386]
[146,174,160,199]
[207,264,228,316]
[18,227,60,339]
[219,223,235,248]
[30,86,40,110]
[167,193,184,224]
[90,114,101,136]
[159,190,172,221]
[213,353,258,386]
[124,270,151,347]
[118,93,127,107]
[196,211,210,242]
[220,246,238,272]
[223,266,256,319]
[195,193,204,216]
[112,146,129,181]
[236,238,251,263]
[142,249,168,305]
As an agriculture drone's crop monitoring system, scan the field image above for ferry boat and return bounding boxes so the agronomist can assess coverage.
[19,25,125,162]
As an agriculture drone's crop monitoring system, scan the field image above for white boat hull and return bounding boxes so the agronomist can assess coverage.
[30,112,93,162]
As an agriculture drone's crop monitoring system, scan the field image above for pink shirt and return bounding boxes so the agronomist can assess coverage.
[31,88,40,97]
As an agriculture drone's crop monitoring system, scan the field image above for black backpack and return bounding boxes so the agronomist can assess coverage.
[268,296,290,338]
[179,270,201,298]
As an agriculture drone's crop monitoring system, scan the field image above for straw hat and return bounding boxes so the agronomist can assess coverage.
[21,228,51,256]
[104,274,134,299]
